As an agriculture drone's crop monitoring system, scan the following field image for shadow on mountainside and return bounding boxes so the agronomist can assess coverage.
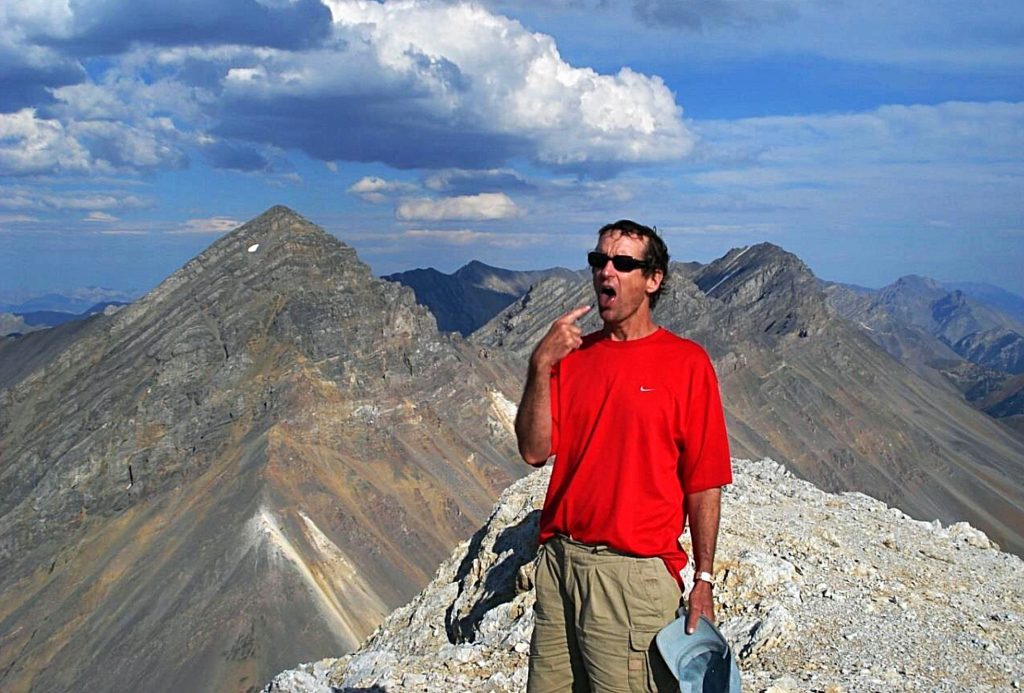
[445,509,541,644]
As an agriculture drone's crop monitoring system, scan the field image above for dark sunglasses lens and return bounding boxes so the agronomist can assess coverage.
[611,256,643,271]
[587,252,647,272]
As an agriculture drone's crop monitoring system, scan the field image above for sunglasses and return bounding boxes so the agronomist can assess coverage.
[587,251,651,273]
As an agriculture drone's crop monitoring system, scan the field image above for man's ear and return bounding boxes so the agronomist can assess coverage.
[645,269,664,296]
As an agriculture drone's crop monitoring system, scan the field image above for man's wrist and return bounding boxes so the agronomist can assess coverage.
[693,570,715,587]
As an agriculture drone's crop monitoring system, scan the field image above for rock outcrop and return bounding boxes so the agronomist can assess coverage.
[265,458,1024,693]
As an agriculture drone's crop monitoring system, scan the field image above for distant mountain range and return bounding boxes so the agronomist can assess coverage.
[942,280,1024,324]
[384,261,582,335]
[823,274,1024,432]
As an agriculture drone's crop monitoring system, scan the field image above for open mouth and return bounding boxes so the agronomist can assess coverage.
[598,285,616,309]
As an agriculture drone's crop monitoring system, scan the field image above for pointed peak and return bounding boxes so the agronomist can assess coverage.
[227,205,322,239]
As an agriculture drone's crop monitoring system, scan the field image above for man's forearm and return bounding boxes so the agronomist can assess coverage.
[514,362,552,465]
[686,487,722,573]
[684,486,722,630]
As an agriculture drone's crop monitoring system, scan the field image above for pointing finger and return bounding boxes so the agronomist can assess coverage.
[557,305,592,324]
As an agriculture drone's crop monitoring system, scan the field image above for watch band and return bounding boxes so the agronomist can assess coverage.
[693,570,715,586]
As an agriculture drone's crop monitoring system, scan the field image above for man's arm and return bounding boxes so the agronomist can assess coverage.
[684,486,722,634]
[514,305,590,465]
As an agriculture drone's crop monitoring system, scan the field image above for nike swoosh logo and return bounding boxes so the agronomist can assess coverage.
[640,386,655,392]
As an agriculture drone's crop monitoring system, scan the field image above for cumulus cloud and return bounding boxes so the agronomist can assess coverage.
[0,107,186,176]
[347,176,419,203]
[2,0,695,179]
[396,193,522,221]
[0,1,83,110]
[213,0,693,170]
[0,109,92,175]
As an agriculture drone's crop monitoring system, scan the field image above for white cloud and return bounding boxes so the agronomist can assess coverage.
[396,192,522,221]
[0,109,93,176]
[347,176,420,203]
[172,217,243,234]
[84,211,118,223]
[233,0,695,167]
[0,105,187,176]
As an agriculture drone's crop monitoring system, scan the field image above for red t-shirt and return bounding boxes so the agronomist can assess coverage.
[538,327,732,586]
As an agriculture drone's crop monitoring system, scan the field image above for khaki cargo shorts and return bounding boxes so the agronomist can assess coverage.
[528,535,680,693]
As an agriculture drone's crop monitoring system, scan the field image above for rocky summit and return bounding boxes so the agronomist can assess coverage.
[0,206,525,693]
[265,458,1024,693]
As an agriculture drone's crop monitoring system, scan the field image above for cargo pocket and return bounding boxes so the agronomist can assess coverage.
[628,629,678,692]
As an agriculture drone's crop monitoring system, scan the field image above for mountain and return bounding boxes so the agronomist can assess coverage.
[472,244,1024,555]
[824,275,1024,424]
[0,206,528,693]
[827,274,1024,374]
[0,287,138,314]
[265,457,1024,692]
[943,281,1024,324]
[0,302,130,337]
[384,261,581,336]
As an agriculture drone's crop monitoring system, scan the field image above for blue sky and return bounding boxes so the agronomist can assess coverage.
[1,0,1022,300]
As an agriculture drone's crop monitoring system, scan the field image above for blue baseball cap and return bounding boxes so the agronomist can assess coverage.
[655,609,741,693]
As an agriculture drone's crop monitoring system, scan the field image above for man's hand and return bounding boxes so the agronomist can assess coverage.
[515,305,591,465]
[529,305,591,371]
[685,581,715,634]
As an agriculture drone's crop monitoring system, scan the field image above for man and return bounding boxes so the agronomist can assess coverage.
[515,220,732,692]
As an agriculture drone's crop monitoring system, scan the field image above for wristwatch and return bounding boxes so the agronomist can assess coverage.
[693,571,715,587]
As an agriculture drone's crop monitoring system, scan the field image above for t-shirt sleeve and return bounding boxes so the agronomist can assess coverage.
[548,362,560,458]
[679,350,732,493]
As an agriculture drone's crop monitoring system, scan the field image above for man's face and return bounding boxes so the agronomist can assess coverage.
[592,230,663,327]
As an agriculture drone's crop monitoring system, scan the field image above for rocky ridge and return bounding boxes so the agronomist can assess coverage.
[265,457,1024,693]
